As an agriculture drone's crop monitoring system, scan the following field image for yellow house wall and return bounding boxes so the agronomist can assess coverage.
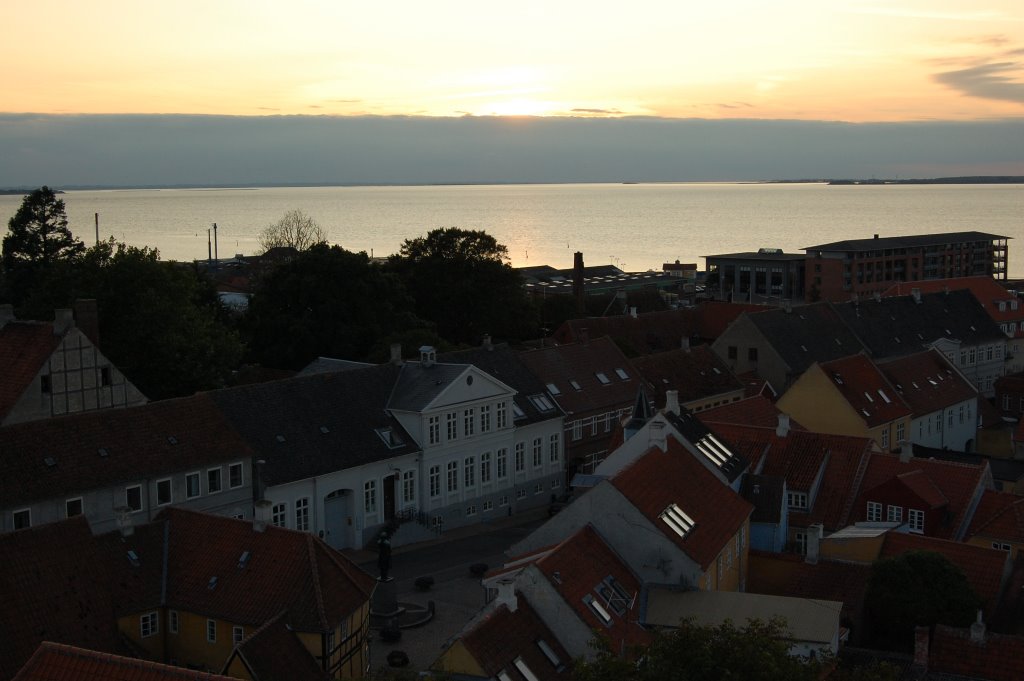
[967,536,1021,562]
[330,602,371,679]
[433,640,487,677]
[778,366,869,438]
[698,521,749,592]
[117,612,165,660]
[686,389,747,414]
[225,656,254,680]
[819,535,885,564]
[168,611,244,672]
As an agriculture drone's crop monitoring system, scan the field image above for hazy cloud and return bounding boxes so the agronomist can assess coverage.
[717,102,754,110]
[569,108,623,114]
[935,61,1024,103]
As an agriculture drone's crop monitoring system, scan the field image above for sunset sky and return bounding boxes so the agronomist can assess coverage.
[5,0,1024,122]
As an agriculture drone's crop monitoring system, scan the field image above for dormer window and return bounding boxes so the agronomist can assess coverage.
[376,427,404,449]
[615,368,629,380]
[512,402,526,419]
[595,372,610,385]
[528,394,555,412]
[546,383,561,396]
[787,491,808,509]
[660,503,696,537]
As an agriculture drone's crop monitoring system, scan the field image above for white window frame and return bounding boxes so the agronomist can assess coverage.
[271,502,287,527]
[233,625,244,645]
[207,619,217,643]
[887,505,903,523]
[65,497,83,518]
[446,412,458,440]
[364,480,377,514]
[185,471,201,499]
[908,508,924,533]
[228,462,244,489]
[867,501,882,522]
[464,408,475,437]
[125,485,144,513]
[549,433,560,464]
[480,451,492,483]
[464,456,476,488]
[429,465,441,498]
[480,404,491,432]
[787,491,808,510]
[207,467,223,495]
[156,478,172,506]
[532,438,543,468]
[428,415,440,445]
[447,460,459,493]
[496,448,508,480]
[402,470,415,504]
[515,443,525,472]
[295,497,310,531]
[169,610,179,634]
[140,611,159,638]
[497,401,507,429]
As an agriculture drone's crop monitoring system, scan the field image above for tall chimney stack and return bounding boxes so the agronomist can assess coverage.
[572,252,585,314]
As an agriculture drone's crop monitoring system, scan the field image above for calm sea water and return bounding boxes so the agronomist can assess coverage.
[1,183,1021,276]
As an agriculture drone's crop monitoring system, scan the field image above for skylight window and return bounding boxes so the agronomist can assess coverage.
[497,672,514,681]
[98,448,109,457]
[127,550,140,567]
[546,382,561,396]
[528,394,556,412]
[512,402,526,419]
[615,368,629,380]
[569,379,582,391]
[536,639,563,668]
[864,392,874,403]
[595,372,611,385]
[375,427,404,448]
[319,425,330,434]
[208,576,218,590]
[514,657,541,681]
[694,433,732,467]
[238,551,250,569]
[878,389,891,403]
[584,595,614,624]
[660,503,696,538]
[167,436,178,445]
[44,457,56,468]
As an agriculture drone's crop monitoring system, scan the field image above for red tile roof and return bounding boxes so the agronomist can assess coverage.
[632,345,744,407]
[967,489,1024,545]
[519,336,645,417]
[710,424,872,531]
[103,508,376,632]
[0,322,60,422]
[0,393,255,508]
[230,611,331,681]
[534,525,651,651]
[13,642,239,681]
[699,395,804,430]
[879,532,1009,615]
[0,518,120,681]
[928,624,1024,681]
[877,349,977,418]
[458,598,574,681]
[856,453,989,540]
[882,276,1024,337]
[610,442,752,570]
[817,354,912,428]
[696,301,766,340]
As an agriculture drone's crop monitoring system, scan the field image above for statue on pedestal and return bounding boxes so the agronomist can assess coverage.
[377,530,392,581]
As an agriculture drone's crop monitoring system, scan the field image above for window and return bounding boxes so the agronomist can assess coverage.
[126,485,143,512]
[207,619,217,643]
[546,382,561,395]
[615,368,629,380]
[572,420,583,441]
[233,626,244,645]
[447,461,459,492]
[169,610,179,634]
[446,412,458,440]
[272,503,286,527]
[660,504,696,537]
[569,379,582,391]
[364,480,377,514]
[517,489,527,500]
[532,438,543,468]
[896,422,904,444]
[787,491,808,510]
[464,408,475,437]
[140,612,159,638]
[534,483,544,494]
[295,497,310,531]
[207,467,223,494]
[515,443,525,472]
[748,347,758,361]
[794,531,807,555]
[727,346,737,360]
[959,404,965,423]
[428,415,440,445]
[465,505,477,517]
[992,541,1012,551]
[481,452,492,483]
[229,462,244,489]
[186,472,201,499]
[887,505,903,522]
[499,494,509,507]
[549,434,560,463]
[881,428,889,450]
[12,509,30,530]
[909,509,924,532]
[40,374,51,393]
[480,405,491,432]
[429,465,441,498]
[867,501,882,522]
[583,594,614,625]
[948,410,954,427]
[65,497,83,518]
[464,456,476,487]
[589,417,598,436]
[156,478,172,506]
[595,372,610,385]
[483,500,493,512]
[497,401,508,429]
[496,448,508,480]
[402,470,415,503]
[551,478,561,489]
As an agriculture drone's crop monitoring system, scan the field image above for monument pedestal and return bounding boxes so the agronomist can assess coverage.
[371,577,402,621]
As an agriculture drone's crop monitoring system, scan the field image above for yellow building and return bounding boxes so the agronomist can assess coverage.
[778,354,912,453]
[105,507,376,680]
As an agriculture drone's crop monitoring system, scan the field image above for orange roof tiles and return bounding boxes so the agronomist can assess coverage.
[967,489,1024,545]
[700,395,804,430]
[928,624,1024,681]
[818,354,912,427]
[0,321,60,422]
[877,349,977,417]
[880,532,1009,615]
[231,612,331,681]
[459,598,574,681]
[13,642,239,681]
[534,525,651,651]
[895,469,949,509]
[610,442,752,570]
[856,453,989,540]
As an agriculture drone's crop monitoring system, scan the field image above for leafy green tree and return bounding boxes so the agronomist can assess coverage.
[243,243,426,369]
[388,228,536,345]
[574,617,822,681]
[257,209,328,253]
[77,239,243,400]
[864,550,982,652]
[2,186,85,269]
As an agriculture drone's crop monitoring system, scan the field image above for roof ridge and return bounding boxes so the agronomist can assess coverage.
[839,446,873,527]
[305,534,329,631]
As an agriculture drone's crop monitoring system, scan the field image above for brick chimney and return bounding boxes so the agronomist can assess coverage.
[776,414,791,438]
[53,308,74,336]
[73,299,100,347]
[572,252,585,314]
[649,420,667,452]
[665,390,680,416]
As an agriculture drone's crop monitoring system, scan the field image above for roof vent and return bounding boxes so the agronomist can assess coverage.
[319,425,330,434]
[127,550,140,567]
[238,551,251,569]
[98,447,109,457]
[420,345,436,368]
[44,457,57,468]
[167,436,178,445]
[208,576,218,590]
[275,434,286,443]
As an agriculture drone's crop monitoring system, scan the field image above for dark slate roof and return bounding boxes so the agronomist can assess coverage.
[386,361,472,413]
[740,474,786,524]
[744,302,867,375]
[633,345,744,407]
[0,517,121,681]
[209,364,418,487]
[0,393,254,508]
[440,344,564,426]
[805,231,1009,252]
[834,290,1006,358]
[298,357,375,375]
[664,409,748,483]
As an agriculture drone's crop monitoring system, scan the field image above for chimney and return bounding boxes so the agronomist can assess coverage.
[115,506,134,537]
[649,420,667,452]
[665,390,680,416]
[911,288,921,304]
[630,306,638,319]
[482,334,493,351]
[913,626,929,670]
[495,577,518,613]
[899,442,913,463]
[0,304,14,329]
[970,610,986,643]
[805,523,823,565]
[873,233,879,239]
[53,308,74,336]
[680,336,690,352]
[579,328,589,345]
[73,299,100,347]
[572,251,585,314]
[776,413,791,438]
[389,343,402,365]
[253,498,272,532]
[419,345,436,368]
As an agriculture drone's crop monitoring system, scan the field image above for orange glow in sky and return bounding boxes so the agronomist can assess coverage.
[3,0,1024,122]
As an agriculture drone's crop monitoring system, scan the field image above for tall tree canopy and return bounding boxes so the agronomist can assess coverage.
[2,186,85,269]
[389,228,535,345]
[257,209,328,253]
[243,243,428,369]
[864,550,982,652]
